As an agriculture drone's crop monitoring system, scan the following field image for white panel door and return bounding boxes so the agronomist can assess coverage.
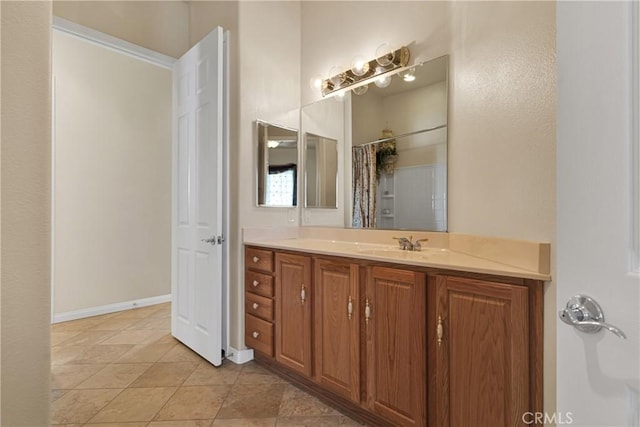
[172,27,227,366]
[557,2,639,426]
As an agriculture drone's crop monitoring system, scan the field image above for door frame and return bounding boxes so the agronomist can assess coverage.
[50,19,229,356]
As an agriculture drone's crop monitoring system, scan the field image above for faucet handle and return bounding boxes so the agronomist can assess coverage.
[414,238,429,251]
[393,237,411,250]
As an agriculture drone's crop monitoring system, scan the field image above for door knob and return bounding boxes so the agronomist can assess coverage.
[559,294,627,339]
[201,236,216,245]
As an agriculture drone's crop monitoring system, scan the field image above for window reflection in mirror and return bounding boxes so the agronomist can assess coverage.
[351,55,448,231]
[256,121,298,207]
[305,133,338,208]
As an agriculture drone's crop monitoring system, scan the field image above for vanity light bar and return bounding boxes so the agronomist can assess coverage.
[321,46,410,97]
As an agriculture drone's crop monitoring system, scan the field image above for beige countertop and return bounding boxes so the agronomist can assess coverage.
[243,232,551,281]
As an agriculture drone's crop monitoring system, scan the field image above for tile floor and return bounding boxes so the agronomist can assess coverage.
[51,303,362,426]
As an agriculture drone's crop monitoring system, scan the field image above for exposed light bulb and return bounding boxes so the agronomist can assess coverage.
[375,43,396,67]
[402,68,416,82]
[267,140,280,149]
[309,75,323,91]
[329,65,346,86]
[352,84,369,95]
[351,56,370,77]
[374,75,392,88]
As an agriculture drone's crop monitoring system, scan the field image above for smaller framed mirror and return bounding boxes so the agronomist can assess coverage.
[305,132,338,208]
[256,120,299,207]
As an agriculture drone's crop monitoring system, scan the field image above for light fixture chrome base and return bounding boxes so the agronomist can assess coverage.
[321,46,410,97]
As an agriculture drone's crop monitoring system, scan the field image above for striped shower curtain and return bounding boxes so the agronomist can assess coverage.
[352,144,377,228]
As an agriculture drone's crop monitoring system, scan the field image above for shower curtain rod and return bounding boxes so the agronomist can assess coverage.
[356,124,448,147]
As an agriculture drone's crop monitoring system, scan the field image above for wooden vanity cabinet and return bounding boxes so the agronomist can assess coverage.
[244,247,275,357]
[275,252,313,376]
[430,275,539,427]
[313,258,360,403]
[244,246,543,427]
[366,266,427,427]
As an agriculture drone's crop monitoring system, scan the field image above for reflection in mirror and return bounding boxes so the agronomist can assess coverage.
[256,121,298,207]
[305,133,338,208]
[352,55,448,231]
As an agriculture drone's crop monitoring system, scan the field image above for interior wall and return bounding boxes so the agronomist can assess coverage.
[301,0,556,414]
[53,0,189,58]
[52,31,172,316]
[1,1,52,424]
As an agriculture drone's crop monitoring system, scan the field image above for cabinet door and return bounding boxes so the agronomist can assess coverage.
[366,266,426,427]
[314,259,360,403]
[433,275,529,427]
[275,252,313,376]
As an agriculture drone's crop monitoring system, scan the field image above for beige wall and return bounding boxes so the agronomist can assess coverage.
[1,1,52,424]
[53,0,189,58]
[52,31,172,315]
[301,0,556,414]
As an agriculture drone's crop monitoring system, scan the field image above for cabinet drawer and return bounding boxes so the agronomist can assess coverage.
[245,292,273,321]
[245,270,274,297]
[245,314,273,357]
[246,248,274,272]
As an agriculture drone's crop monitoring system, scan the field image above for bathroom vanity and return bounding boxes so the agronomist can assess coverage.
[243,231,549,427]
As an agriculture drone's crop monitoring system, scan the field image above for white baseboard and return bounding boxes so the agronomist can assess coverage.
[52,294,172,323]
[226,346,254,364]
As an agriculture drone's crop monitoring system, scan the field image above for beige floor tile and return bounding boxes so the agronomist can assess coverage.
[148,332,181,345]
[76,363,152,389]
[158,342,206,363]
[51,364,105,389]
[51,388,122,424]
[56,330,117,347]
[148,420,212,427]
[183,361,242,386]
[278,384,339,417]
[70,344,135,364]
[339,415,367,426]
[52,317,104,332]
[90,317,142,331]
[51,389,69,403]
[129,362,198,387]
[154,385,230,421]
[235,362,287,385]
[275,416,343,426]
[84,423,148,427]
[115,343,176,363]
[216,383,285,419]
[88,387,176,423]
[51,331,82,346]
[127,316,171,330]
[51,345,87,365]
[99,329,167,345]
[211,419,276,427]
[149,303,171,316]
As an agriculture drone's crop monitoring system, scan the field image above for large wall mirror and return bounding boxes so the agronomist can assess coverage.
[301,55,449,230]
[305,133,338,208]
[352,55,448,231]
[256,120,299,207]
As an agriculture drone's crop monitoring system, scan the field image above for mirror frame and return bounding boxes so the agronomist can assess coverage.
[255,119,299,208]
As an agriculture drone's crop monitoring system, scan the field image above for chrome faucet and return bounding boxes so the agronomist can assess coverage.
[393,236,429,251]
